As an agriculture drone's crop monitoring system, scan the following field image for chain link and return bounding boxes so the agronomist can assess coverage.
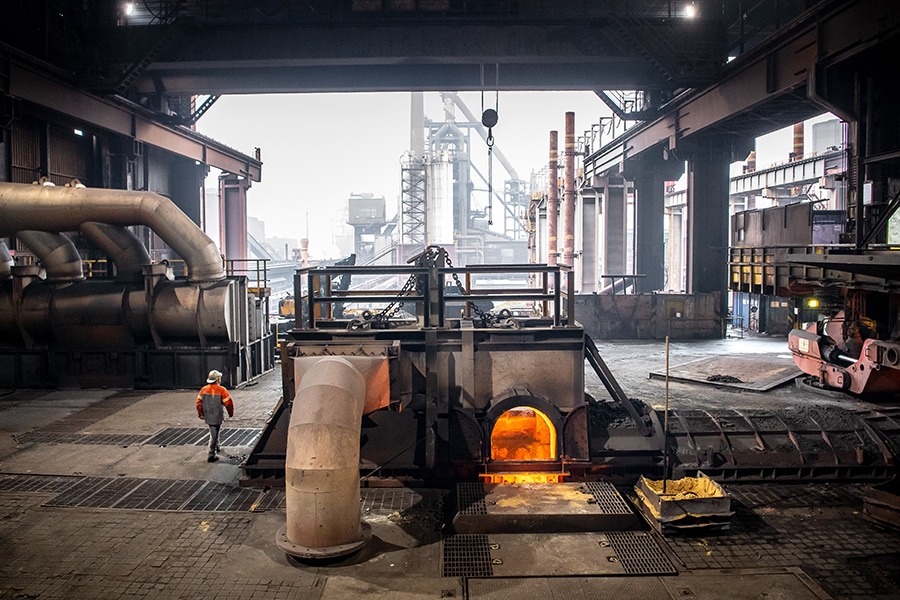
[348,245,517,330]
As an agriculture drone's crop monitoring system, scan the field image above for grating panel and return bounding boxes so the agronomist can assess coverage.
[250,489,284,512]
[16,432,150,446]
[456,482,487,515]
[443,534,494,578]
[181,481,260,512]
[468,577,672,600]
[145,427,259,447]
[114,479,205,510]
[606,531,677,575]
[584,482,637,515]
[0,473,81,494]
[145,428,208,446]
[43,477,119,508]
[361,488,421,513]
[36,475,257,512]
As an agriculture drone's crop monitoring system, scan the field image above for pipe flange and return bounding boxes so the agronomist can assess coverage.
[276,522,372,560]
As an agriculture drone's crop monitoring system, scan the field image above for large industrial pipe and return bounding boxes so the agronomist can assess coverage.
[563,111,576,266]
[0,183,224,282]
[548,131,559,266]
[16,231,84,282]
[79,222,151,282]
[277,356,374,559]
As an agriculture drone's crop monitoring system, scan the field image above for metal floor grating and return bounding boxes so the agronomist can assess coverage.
[584,481,639,515]
[606,531,677,575]
[0,473,82,494]
[33,475,263,512]
[361,487,423,513]
[144,427,261,447]
[15,432,151,446]
[456,482,488,515]
[443,534,495,578]
[468,576,672,600]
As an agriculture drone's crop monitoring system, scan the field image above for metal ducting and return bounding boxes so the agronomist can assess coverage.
[0,182,224,282]
[277,355,389,559]
[16,231,85,282]
[79,222,151,282]
[0,182,275,389]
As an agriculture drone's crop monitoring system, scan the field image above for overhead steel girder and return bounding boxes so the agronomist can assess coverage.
[585,0,900,178]
[7,61,261,182]
[128,20,722,95]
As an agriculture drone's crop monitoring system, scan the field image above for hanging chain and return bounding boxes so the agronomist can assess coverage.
[349,245,517,330]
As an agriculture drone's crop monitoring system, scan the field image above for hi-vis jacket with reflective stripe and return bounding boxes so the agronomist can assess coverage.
[196,383,234,425]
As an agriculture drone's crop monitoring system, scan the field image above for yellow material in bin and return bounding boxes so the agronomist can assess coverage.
[640,476,727,501]
[634,474,733,530]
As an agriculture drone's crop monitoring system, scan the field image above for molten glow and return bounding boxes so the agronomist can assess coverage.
[480,472,564,484]
[490,406,557,461]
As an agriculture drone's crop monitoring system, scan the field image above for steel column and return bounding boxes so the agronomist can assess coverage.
[218,174,249,261]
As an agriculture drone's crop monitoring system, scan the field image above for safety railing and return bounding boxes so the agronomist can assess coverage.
[227,258,270,295]
[295,262,575,331]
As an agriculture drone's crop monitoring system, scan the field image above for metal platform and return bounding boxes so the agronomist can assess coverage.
[466,569,832,600]
[452,482,639,534]
[443,530,676,578]
[649,355,801,391]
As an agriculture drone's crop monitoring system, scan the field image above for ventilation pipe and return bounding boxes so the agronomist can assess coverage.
[0,183,224,282]
[16,231,84,282]
[0,242,14,280]
[562,111,576,266]
[79,222,151,282]
[277,355,389,559]
[548,130,559,266]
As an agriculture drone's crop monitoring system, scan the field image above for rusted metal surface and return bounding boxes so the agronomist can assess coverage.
[649,354,802,391]
[666,407,897,481]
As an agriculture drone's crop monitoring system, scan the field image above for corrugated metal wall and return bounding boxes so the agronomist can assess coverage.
[10,118,93,186]
[10,118,40,184]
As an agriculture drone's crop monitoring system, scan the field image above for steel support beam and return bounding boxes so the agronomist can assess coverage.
[586,0,899,181]
[7,61,261,181]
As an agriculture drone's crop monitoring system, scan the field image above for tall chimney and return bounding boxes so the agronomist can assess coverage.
[300,238,309,268]
[563,112,576,266]
[792,123,804,161]
[548,131,559,266]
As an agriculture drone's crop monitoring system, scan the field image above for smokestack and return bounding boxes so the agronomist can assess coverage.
[548,131,559,266]
[792,123,804,161]
[300,238,309,268]
[563,112,575,266]
[410,92,425,159]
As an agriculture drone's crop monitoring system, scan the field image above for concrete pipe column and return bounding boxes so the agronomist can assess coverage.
[277,356,373,559]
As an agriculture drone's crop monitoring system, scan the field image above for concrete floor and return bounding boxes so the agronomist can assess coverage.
[1,333,899,599]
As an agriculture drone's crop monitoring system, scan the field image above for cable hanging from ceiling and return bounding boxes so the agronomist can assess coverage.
[481,63,499,226]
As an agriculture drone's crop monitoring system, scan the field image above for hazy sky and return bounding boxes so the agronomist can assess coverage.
[197,91,609,258]
[197,91,833,259]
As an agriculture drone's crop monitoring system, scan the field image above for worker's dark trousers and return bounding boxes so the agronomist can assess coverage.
[207,424,221,457]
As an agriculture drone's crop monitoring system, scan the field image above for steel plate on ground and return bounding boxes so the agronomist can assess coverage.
[649,355,800,391]
[467,569,831,600]
[452,482,639,534]
[443,531,675,577]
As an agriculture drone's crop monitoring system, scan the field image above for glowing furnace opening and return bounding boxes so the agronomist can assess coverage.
[490,406,558,461]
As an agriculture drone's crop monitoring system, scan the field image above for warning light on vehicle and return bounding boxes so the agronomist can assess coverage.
[806,298,820,309]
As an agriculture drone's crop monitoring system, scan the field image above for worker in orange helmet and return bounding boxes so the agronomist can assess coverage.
[196,369,234,462]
